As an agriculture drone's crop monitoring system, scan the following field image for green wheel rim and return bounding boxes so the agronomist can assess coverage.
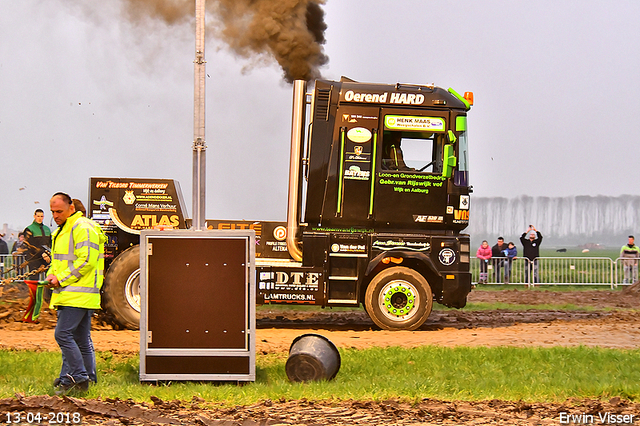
[378,279,420,322]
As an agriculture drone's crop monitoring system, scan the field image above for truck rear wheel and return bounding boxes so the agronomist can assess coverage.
[102,245,140,330]
[364,266,433,331]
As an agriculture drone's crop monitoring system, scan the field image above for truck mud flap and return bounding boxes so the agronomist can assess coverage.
[441,272,471,308]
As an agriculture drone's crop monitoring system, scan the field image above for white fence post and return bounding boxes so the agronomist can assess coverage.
[0,254,28,280]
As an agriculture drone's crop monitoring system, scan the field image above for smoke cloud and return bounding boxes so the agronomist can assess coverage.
[118,0,328,82]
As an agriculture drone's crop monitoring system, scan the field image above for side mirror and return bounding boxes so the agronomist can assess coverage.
[447,130,457,144]
[442,144,457,178]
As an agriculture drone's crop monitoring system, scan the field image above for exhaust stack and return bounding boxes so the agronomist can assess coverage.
[286,80,307,262]
[191,0,206,230]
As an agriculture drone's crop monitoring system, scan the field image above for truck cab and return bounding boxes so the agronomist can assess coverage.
[257,78,473,330]
[305,78,471,231]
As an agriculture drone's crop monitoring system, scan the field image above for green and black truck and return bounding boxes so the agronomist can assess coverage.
[90,77,474,331]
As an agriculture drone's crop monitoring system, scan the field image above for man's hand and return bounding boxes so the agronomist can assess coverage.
[46,274,60,289]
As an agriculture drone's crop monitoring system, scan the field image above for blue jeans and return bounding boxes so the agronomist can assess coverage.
[55,307,96,385]
[504,259,513,282]
[493,258,505,282]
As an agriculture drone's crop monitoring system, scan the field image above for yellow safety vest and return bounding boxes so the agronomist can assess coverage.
[48,212,106,310]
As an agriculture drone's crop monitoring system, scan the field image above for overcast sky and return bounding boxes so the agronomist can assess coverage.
[2,0,639,231]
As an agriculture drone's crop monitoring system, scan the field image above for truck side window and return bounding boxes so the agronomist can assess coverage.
[381,131,443,173]
[381,132,414,171]
[454,115,469,186]
[454,130,469,186]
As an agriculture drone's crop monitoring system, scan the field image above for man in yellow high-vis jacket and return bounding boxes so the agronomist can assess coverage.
[46,192,106,395]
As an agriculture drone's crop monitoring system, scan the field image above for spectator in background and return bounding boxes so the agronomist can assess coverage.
[11,232,26,276]
[520,225,543,284]
[503,242,518,284]
[0,233,8,276]
[620,235,640,284]
[476,240,492,284]
[492,237,508,283]
[21,209,52,323]
[0,233,8,255]
[72,199,86,217]
[22,209,52,275]
[11,232,25,253]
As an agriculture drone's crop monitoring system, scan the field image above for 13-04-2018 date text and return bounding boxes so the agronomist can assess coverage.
[4,411,81,424]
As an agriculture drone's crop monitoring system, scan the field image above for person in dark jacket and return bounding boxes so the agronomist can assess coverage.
[20,209,52,323]
[11,232,26,276]
[491,237,508,283]
[503,242,518,284]
[11,232,25,253]
[22,209,52,273]
[0,233,8,255]
[0,233,8,281]
[520,226,543,284]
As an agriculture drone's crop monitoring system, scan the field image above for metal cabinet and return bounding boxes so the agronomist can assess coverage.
[139,230,255,381]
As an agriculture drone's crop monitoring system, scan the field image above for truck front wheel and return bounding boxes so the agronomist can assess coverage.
[364,266,433,331]
[102,245,141,330]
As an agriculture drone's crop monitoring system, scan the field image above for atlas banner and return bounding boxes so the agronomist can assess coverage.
[89,178,188,233]
[204,220,291,259]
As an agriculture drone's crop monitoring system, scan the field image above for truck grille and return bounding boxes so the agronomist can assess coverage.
[315,89,331,121]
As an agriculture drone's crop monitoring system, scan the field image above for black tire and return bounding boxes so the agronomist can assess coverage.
[102,245,140,330]
[364,266,433,331]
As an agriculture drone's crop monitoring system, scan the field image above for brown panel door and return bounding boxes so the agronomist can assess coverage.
[146,237,248,349]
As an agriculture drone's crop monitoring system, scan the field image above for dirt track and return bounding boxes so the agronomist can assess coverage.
[2,286,640,352]
[1,284,640,424]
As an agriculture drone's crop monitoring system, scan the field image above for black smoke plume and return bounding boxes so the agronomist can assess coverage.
[119,0,328,82]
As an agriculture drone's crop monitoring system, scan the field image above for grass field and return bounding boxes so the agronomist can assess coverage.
[1,346,639,404]
[538,247,622,260]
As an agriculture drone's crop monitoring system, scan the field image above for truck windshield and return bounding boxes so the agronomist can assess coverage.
[454,130,469,187]
[381,132,444,173]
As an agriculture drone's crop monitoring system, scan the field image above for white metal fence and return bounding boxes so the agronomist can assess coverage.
[4,253,636,288]
[0,254,28,280]
[472,257,640,287]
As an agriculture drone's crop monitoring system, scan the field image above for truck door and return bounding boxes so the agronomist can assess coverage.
[373,110,449,229]
[334,107,379,222]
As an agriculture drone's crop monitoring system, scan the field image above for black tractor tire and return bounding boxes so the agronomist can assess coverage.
[101,245,140,330]
[364,266,433,331]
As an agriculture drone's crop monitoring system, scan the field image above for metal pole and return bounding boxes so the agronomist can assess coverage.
[192,0,206,230]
